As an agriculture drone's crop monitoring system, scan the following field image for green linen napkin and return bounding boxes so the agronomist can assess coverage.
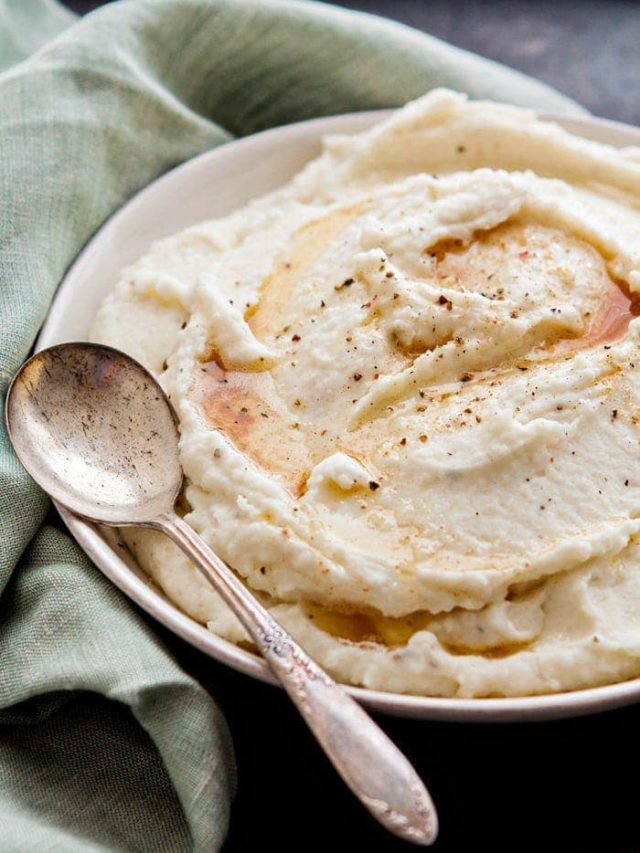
[0,0,581,849]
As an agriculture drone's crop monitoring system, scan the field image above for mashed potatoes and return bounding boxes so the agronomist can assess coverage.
[91,89,640,697]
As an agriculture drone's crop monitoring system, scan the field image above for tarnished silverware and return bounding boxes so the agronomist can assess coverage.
[5,342,438,846]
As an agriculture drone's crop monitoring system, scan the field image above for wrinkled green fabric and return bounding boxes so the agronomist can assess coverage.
[0,0,580,849]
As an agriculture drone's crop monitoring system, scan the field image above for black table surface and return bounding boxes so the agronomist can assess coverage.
[53,3,640,851]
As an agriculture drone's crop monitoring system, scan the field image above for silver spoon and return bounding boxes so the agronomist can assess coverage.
[5,342,438,846]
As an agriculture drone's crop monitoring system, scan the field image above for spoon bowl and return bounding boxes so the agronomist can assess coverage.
[5,341,437,846]
[6,343,183,525]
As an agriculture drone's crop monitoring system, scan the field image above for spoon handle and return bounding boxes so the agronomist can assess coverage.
[158,512,437,846]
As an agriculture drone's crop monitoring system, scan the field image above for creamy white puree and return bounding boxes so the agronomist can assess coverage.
[91,89,640,697]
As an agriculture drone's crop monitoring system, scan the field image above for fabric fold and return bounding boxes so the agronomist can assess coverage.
[0,0,581,849]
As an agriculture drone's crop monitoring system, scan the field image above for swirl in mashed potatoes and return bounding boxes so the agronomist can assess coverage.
[91,89,640,697]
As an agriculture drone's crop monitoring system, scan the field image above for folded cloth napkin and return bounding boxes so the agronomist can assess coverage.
[0,0,581,849]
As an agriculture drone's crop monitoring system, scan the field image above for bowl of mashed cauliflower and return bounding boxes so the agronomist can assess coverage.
[45,88,640,718]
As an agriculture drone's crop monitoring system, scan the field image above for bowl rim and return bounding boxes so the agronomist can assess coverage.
[39,104,640,722]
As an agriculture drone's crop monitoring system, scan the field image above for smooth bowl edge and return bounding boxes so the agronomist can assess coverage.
[41,107,640,722]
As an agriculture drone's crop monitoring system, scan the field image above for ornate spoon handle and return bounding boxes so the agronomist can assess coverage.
[159,512,438,846]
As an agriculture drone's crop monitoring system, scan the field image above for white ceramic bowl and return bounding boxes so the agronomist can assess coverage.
[38,108,640,722]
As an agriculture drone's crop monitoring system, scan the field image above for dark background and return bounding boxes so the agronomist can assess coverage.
[59,2,640,852]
